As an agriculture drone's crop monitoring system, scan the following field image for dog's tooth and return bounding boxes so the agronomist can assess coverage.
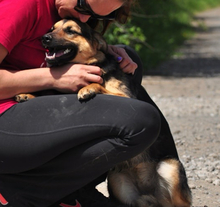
[64,49,71,54]
[45,52,49,58]
[45,52,56,60]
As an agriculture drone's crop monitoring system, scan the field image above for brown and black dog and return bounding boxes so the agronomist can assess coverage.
[16,18,192,207]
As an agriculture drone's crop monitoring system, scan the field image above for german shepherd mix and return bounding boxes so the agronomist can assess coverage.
[16,18,192,207]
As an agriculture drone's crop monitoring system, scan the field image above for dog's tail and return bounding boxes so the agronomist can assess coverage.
[157,159,192,207]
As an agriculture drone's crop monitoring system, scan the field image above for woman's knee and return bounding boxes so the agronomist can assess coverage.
[119,98,161,149]
[138,101,161,138]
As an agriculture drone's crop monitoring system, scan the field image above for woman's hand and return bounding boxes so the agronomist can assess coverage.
[107,45,137,74]
[0,43,104,98]
[0,63,103,100]
[50,63,103,93]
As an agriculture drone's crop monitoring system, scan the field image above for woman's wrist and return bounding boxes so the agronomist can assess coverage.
[0,67,55,99]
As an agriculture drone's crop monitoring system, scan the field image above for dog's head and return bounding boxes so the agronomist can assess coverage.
[42,18,107,66]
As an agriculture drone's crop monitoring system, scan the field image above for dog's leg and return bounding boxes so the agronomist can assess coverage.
[77,83,128,100]
[108,161,164,207]
[108,170,141,206]
[15,94,36,102]
[157,159,192,207]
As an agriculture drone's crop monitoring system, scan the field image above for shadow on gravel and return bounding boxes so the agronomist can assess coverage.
[145,57,220,77]
[194,15,220,21]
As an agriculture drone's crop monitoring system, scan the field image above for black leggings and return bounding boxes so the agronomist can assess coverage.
[0,46,178,207]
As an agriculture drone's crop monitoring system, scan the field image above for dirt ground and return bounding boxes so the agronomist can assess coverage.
[98,7,220,207]
[142,77,220,207]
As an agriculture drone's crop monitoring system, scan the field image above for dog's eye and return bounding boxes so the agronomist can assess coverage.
[65,26,76,35]
[49,26,54,32]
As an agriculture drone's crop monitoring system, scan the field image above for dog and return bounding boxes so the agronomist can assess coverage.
[16,18,192,207]
[15,18,135,102]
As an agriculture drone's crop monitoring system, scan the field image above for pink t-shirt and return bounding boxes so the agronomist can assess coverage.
[0,0,61,114]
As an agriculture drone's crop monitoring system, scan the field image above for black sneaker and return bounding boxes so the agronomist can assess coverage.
[49,192,79,207]
[50,184,128,207]
[57,199,81,207]
[0,193,13,207]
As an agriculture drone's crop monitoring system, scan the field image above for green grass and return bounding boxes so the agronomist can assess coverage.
[104,0,220,70]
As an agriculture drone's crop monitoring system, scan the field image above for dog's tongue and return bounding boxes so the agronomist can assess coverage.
[46,49,71,60]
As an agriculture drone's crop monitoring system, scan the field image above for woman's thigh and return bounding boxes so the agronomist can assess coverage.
[0,94,160,174]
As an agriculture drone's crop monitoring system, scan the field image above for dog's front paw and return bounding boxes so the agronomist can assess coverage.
[15,94,36,102]
[77,87,97,101]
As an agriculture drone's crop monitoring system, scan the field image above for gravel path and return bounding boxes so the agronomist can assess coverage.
[144,7,220,207]
[142,77,220,207]
[98,7,220,207]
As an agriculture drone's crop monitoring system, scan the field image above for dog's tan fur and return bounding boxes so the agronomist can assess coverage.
[15,19,192,207]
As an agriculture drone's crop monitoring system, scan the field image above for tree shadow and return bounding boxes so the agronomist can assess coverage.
[145,57,220,77]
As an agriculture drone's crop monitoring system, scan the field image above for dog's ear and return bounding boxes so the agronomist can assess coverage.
[93,32,108,52]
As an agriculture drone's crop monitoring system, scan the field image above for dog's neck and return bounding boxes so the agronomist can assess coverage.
[82,50,106,66]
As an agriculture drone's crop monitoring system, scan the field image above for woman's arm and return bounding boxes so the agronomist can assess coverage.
[0,44,103,100]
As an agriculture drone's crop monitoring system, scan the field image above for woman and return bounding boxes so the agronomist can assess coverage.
[0,0,178,206]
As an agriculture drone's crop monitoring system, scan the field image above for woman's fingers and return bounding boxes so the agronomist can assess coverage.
[108,45,137,74]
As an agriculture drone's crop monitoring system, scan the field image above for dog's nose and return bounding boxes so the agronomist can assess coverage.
[42,34,53,46]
